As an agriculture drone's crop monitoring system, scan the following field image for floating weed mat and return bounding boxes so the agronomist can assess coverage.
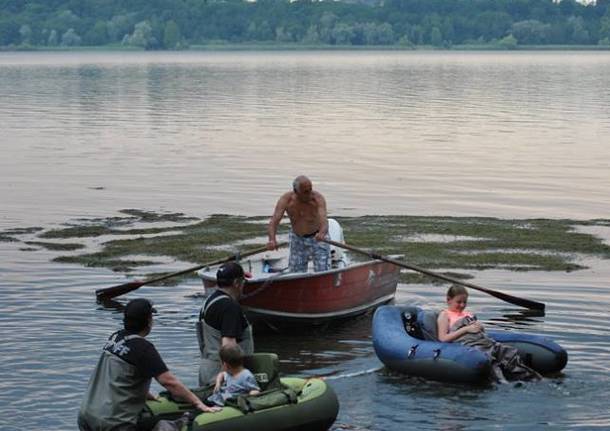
[45,214,274,275]
[0,227,44,242]
[24,241,85,251]
[9,212,610,283]
[39,209,198,239]
[336,216,610,281]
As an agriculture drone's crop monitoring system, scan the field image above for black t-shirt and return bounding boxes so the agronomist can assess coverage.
[201,290,249,340]
[103,330,168,379]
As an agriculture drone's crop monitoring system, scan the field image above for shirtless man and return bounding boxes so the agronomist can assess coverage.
[267,176,330,272]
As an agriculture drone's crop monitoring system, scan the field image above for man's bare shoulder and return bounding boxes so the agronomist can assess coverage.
[274,191,296,210]
[279,191,295,203]
[312,191,326,203]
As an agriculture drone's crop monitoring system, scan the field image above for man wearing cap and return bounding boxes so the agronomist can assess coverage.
[197,262,254,386]
[267,175,330,272]
[78,298,217,431]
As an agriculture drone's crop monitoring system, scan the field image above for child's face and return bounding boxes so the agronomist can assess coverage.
[447,293,468,312]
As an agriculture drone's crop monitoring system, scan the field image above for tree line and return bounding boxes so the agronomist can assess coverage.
[1,0,610,49]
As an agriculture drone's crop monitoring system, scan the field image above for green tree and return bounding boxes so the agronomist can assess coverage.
[376,23,395,45]
[302,25,320,44]
[331,22,354,45]
[47,29,58,46]
[275,26,293,42]
[107,15,133,43]
[50,10,81,35]
[511,19,551,44]
[430,26,443,46]
[0,19,20,46]
[163,20,181,49]
[61,28,81,46]
[84,20,108,45]
[599,10,610,41]
[498,33,518,49]
[567,16,589,44]
[124,20,156,49]
[19,24,32,44]
[398,34,414,47]
[256,21,274,41]
[318,12,338,44]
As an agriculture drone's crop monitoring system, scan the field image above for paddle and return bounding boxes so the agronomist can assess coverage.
[95,245,270,301]
[322,239,545,311]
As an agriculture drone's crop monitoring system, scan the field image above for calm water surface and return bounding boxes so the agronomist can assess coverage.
[1,51,610,430]
[1,51,610,224]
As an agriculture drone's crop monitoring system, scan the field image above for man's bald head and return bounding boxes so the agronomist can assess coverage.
[292,176,313,202]
[292,175,312,193]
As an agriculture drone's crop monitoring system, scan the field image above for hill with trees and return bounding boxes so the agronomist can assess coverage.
[1,0,609,49]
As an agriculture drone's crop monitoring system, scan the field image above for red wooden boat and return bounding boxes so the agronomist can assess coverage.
[197,221,400,329]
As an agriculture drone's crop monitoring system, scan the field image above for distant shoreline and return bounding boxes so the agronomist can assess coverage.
[2,43,610,52]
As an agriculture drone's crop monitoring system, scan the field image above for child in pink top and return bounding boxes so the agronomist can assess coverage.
[437,285,483,343]
[437,284,541,382]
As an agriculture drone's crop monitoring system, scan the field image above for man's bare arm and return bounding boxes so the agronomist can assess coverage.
[314,193,328,241]
[267,193,290,249]
[156,371,218,412]
[221,336,237,347]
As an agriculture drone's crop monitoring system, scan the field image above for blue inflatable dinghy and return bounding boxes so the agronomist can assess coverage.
[372,305,567,384]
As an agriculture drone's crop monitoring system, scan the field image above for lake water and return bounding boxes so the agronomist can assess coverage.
[1,51,609,430]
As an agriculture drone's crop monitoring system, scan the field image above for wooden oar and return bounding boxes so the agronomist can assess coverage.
[322,239,545,311]
[95,245,270,301]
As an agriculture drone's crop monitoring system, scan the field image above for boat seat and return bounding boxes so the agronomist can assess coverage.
[243,353,281,392]
[417,309,440,341]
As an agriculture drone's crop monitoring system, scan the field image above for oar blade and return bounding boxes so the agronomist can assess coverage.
[93,244,274,301]
[480,288,545,311]
[95,281,144,301]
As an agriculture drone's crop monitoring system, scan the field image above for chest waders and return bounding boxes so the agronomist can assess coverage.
[79,334,150,430]
[197,295,254,386]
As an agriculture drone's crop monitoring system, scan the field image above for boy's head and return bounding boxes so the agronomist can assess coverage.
[219,343,244,369]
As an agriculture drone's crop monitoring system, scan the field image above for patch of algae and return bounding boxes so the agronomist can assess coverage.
[1,227,44,242]
[25,241,85,251]
[48,214,273,275]
[32,211,610,283]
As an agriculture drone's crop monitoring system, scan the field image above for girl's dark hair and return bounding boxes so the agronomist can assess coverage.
[447,284,468,299]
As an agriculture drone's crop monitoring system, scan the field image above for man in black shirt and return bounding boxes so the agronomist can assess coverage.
[198,262,254,385]
[79,298,217,431]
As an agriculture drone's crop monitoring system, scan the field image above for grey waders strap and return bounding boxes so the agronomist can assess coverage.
[198,294,232,355]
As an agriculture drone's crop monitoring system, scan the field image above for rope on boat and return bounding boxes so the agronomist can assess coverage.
[241,268,289,299]
[323,366,384,380]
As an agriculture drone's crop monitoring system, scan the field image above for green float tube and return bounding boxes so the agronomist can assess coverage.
[138,353,339,431]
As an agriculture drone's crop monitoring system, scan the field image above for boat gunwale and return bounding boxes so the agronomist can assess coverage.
[198,256,401,285]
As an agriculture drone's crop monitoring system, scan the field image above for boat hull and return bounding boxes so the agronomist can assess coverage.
[201,260,400,327]
[373,305,568,384]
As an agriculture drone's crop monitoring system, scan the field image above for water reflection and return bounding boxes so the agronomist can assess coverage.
[257,313,375,375]
[97,297,125,312]
[487,308,546,328]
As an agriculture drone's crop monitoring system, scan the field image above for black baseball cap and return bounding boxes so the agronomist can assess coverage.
[124,298,156,331]
[216,262,245,287]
